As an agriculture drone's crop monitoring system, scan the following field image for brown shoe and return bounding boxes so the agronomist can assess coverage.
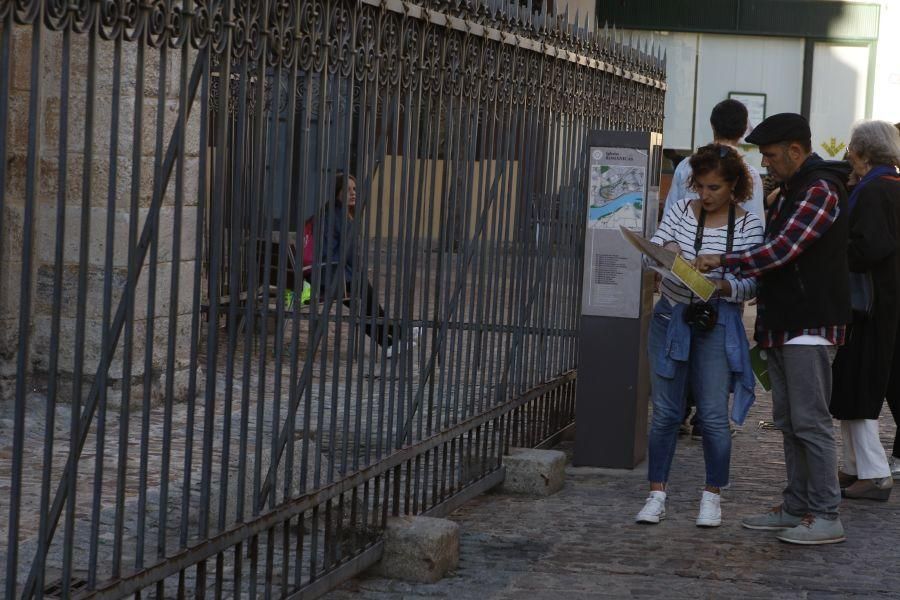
[838,470,858,488]
[842,476,893,501]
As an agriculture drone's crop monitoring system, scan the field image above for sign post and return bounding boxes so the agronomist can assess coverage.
[574,131,663,469]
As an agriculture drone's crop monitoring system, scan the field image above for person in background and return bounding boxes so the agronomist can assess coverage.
[318,173,403,355]
[833,121,900,499]
[664,99,765,439]
[665,99,765,222]
[886,122,900,478]
[696,113,851,545]
[636,144,762,528]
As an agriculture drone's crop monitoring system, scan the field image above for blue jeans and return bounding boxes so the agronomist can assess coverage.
[647,298,733,487]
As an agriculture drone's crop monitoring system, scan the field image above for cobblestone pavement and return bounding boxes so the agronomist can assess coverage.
[331,376,900,599]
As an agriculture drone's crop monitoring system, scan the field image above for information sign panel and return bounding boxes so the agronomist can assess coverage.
[581,146,648,318]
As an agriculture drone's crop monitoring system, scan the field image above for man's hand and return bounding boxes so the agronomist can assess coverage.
[694,254,723,273]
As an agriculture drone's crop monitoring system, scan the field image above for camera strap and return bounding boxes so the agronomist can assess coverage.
[693,203,736,254]
[691,203,736,302]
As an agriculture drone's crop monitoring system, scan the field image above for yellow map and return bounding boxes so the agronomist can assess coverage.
[671,255,717,302]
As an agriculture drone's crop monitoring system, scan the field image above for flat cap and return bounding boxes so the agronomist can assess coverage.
[745,113,811,146]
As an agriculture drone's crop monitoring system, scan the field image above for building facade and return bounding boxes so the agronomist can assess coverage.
[596,0,900,175]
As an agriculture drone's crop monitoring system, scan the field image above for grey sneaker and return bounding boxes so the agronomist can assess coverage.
[741,505,804,530]
[776,514,846,545]
[890,455,900,477]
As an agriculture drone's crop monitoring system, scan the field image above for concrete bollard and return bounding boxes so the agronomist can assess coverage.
[372,515,459,583]
[500,447,566,496]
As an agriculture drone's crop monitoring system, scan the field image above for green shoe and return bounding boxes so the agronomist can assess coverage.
[741,505,804,530]
[776,515,846,545]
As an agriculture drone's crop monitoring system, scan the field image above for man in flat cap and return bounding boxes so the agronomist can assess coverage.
[696,112,851,545]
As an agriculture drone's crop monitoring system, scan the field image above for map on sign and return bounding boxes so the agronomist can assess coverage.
[587,147,647,231]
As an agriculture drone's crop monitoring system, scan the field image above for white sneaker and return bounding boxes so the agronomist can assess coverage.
[385,327,424,359]
[696,490,722,527]
[635,491,667,524]
[890,455,900,477]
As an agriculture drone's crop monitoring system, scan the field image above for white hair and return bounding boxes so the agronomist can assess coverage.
[850,120,900,167]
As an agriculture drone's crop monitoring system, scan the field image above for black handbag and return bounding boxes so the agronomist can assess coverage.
[849,271,874,315]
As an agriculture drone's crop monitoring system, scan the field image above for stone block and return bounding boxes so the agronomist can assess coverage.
[7,94,31,155]
[2,204,25,263]
[500,447,566,496]
[31,257,194,323]
[6,148,200,212]
[103,362,198,410]
[64,35,205,122]
[372,515,459,583]
[0,262,26,379]
[0,317,21,378]
[147,97,203,161]
[10,25,34,92]
[43,93,136,158]
[29,204,199,270]
[0,260,24,317]
[30,310,192,382]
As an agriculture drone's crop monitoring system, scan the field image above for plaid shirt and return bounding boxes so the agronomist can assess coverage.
[723,178,846,348]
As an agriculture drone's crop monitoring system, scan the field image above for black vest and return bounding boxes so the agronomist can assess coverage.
[757,156,851,332]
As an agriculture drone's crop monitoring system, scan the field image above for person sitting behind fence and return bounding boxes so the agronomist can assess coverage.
[316,173,399,353]
[635,144,763,528]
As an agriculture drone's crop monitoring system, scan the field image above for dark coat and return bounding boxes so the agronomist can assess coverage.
[831,174,900,420]
[757,156,851,333]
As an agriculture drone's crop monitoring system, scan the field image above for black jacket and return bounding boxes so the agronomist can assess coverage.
[831,174,900,419]
[757,155,852,333]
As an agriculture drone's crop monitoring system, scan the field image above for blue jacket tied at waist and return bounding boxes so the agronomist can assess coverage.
[654,298,756,425]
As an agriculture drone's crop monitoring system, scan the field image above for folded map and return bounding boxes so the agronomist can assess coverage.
[620,227,717,302]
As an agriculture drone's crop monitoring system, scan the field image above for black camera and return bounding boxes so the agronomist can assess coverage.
[683,302,718,332]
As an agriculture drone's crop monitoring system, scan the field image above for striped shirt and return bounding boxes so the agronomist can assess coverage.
[723,178,846,348]
[651,199,764,305]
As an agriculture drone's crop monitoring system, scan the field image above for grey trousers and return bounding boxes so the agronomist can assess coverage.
[768,345,841,519]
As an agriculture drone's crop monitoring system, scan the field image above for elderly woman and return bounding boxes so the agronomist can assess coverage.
[830,120,900,501]
[636,144,763,527]
[887,122,900,479]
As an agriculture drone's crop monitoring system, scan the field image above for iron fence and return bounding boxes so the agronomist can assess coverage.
[0,0,665,597]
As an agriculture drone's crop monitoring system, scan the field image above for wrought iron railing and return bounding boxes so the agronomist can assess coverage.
[0,0,665,597]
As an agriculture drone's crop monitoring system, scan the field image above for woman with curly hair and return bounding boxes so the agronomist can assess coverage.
[636,144,763,527]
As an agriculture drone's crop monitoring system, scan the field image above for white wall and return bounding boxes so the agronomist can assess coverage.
[625,31,698,150]
[809,43,870,157]
[657,32,700,150]
[872,0,900,123]
[629,31,806,167]
[694,35,805,167]
[556,0,595,27]
[621,1,900,164]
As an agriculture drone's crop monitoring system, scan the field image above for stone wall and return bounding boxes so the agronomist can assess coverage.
[1,24,204,406]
